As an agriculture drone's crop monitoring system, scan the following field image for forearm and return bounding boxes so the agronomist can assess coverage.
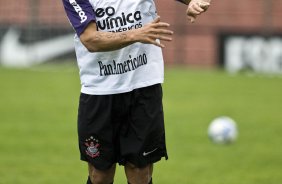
[81,31,136,52]
[80,17,173,52]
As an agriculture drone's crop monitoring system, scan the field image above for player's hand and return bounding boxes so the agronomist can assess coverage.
[133,16,173,48]
[187,0,211,23]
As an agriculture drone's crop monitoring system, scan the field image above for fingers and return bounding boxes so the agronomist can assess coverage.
[152,41,165,48]
[152,27,174,40]
[199,2,210,11]
[142,29,173,48]
[190,3,205,14]
[152,28,174,35]
[148,39,166,48]
[153,22,171,28]
[152,16,161,23]
[152,17,173,46]
[152,34,173,42]
[151,17,170,28]
[140,17,173,48]
[187,0,210,23]
[150,34,172,48]
[187,15,196,23]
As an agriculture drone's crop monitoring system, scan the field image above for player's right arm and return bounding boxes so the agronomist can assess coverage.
[62,0,173,52]
[80,17,173,52]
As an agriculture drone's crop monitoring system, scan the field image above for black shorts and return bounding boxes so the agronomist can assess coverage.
[77,84,168,170]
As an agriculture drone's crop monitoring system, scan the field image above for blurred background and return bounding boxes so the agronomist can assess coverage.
[0,0,282,184]
[1,0,282,73]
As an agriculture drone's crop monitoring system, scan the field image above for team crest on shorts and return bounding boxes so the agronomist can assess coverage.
[85,136,100,158]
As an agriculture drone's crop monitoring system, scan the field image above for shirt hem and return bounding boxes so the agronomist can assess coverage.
[80,78,164,95]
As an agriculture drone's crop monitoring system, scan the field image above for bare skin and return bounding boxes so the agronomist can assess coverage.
[88,163,116,184]
[125,163,153,184]
[181,0,211,22]
[80,16,173,52]
[88,163,153,184]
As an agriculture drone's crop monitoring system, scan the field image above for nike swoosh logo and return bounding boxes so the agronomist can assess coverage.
[0,28,74,67]
[143,148,158,156]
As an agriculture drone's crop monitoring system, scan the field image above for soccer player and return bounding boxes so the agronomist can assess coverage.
[62,0,210,183]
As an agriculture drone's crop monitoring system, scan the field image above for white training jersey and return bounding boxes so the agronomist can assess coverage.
[63,0,164,95]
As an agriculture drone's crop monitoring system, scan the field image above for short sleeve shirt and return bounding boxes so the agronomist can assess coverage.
[62,0,164,95]
[62,0,96,36]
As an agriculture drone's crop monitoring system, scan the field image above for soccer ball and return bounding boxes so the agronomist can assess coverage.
[208,116,238,144]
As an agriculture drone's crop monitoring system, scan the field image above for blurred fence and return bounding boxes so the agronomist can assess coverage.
[0,0,282,73]
[0,0,73,67]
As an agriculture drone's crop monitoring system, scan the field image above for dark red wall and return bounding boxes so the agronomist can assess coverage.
[1,0,282,66]
[156,0,282,66]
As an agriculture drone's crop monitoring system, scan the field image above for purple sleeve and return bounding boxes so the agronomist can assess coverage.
[62,0,96,36]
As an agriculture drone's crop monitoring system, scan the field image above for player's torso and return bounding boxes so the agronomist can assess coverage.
[75,0,164,95]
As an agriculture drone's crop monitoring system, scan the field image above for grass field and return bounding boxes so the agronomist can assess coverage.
[0,64,282,184]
